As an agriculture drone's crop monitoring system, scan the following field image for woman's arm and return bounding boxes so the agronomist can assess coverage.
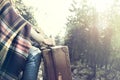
[30,27,55,46]
[30,27,45,43]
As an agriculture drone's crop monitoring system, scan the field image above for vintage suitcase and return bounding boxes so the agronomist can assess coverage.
[42,46,72,80]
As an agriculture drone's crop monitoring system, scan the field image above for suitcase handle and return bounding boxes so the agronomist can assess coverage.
[39,45,53,50]
[38,44,53,56]
[38,41,55,50]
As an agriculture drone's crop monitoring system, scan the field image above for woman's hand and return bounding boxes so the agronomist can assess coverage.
[43,38,56,46]
[31,27,56,46]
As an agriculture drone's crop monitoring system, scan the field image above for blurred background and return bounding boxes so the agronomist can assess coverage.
[14,0,120,80]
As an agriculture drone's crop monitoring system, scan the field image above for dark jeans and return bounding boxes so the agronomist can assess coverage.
[21,46,42,80]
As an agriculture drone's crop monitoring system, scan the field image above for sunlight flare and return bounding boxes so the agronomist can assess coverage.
[91,0,113,12]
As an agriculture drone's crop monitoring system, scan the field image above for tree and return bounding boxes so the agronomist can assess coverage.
[65,0,120,79]
[65,0,98,64]
[65,0,113,79]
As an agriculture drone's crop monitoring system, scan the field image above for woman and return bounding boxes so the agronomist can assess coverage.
[0,0,55,80]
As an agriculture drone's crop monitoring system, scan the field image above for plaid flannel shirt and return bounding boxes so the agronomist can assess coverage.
[0,0,32,79]
[0,0,31,59]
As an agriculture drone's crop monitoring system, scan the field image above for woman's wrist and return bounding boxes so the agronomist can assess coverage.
[41,38,45,44]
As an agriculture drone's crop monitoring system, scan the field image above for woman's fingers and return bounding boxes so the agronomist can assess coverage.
[43,38,56,46]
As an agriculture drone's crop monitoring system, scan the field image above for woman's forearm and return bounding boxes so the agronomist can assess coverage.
[30,27,45,43]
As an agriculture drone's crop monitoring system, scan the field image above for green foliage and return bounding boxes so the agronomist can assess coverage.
[109,1,120,59]
[65,0,120,79]
[65,0,96,62]
[65,0,111,67]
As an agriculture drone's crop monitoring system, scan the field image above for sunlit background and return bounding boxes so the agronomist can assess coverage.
[23,0,72,37]
[22,0,115,36]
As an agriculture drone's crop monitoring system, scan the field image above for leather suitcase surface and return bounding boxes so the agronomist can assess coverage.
[42,46,72,80]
